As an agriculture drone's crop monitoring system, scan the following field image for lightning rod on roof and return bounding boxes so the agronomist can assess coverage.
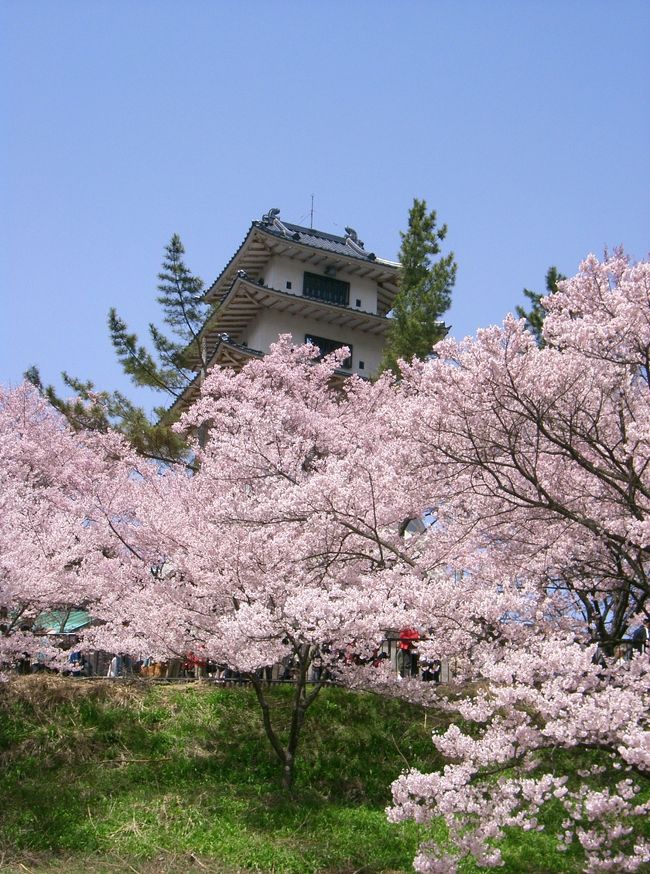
[310,194,314,229]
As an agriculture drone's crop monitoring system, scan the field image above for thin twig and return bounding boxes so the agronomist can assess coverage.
[389,731,410,769]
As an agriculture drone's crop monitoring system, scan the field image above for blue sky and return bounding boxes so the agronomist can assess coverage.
[2,1,648,411]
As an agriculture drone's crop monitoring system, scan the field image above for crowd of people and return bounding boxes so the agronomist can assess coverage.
[11,619,648,682]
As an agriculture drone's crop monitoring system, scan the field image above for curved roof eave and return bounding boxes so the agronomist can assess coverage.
[204,222,258,303]
[186,275,391,369]
[204,222,400,305]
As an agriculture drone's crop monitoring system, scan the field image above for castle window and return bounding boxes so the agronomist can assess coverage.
[305,334,352,369]
[303,272,350,306]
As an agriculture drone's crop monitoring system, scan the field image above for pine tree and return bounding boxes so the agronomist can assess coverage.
[109,233,209,393]
[379,199,456,376]
[27,235,209,463]
[516,266,566,347]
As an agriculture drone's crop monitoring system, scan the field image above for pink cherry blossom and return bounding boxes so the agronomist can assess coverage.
[2,253,648,869]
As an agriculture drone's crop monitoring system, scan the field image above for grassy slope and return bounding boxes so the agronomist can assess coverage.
[0,676,644,874]
[0,677,441,874]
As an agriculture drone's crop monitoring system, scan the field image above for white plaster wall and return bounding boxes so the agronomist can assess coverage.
[245,308,385,376]
[263,255,379,315]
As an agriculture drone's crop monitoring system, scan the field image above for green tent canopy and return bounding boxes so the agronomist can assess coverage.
[33,609,91,635]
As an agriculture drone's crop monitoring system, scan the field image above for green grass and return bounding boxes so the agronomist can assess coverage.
[0,677,443,873]
[0,676,647,873]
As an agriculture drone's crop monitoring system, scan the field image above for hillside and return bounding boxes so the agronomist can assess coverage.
[0,676,627,874]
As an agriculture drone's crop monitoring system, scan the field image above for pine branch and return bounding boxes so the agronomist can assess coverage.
[516,267,567,347]
[108,309,181,396]
[380,198,456,376]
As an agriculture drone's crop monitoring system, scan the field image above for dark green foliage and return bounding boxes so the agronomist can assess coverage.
[156,235,208,350]
[380,199,456,376]
[516,266,566,347]
[24,366,188,463]
[109,234,209,395]
[26,235,208,463]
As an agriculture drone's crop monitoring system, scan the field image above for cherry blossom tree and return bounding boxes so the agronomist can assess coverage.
[80,339,418,789]
[381,253,650,871]
[395,253,650,646]
[0,383,115,671]
[7,251,646,867]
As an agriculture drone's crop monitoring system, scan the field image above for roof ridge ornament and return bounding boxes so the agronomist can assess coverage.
[344,226,375,260]
[261,208,280,225]
[344,226,362,246]
[261,207,292,238]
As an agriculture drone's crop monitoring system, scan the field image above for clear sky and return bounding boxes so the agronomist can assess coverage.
[2,1,648,411]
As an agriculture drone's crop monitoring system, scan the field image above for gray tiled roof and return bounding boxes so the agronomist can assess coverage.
[204,210,400,311]
[261,220,379,262]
